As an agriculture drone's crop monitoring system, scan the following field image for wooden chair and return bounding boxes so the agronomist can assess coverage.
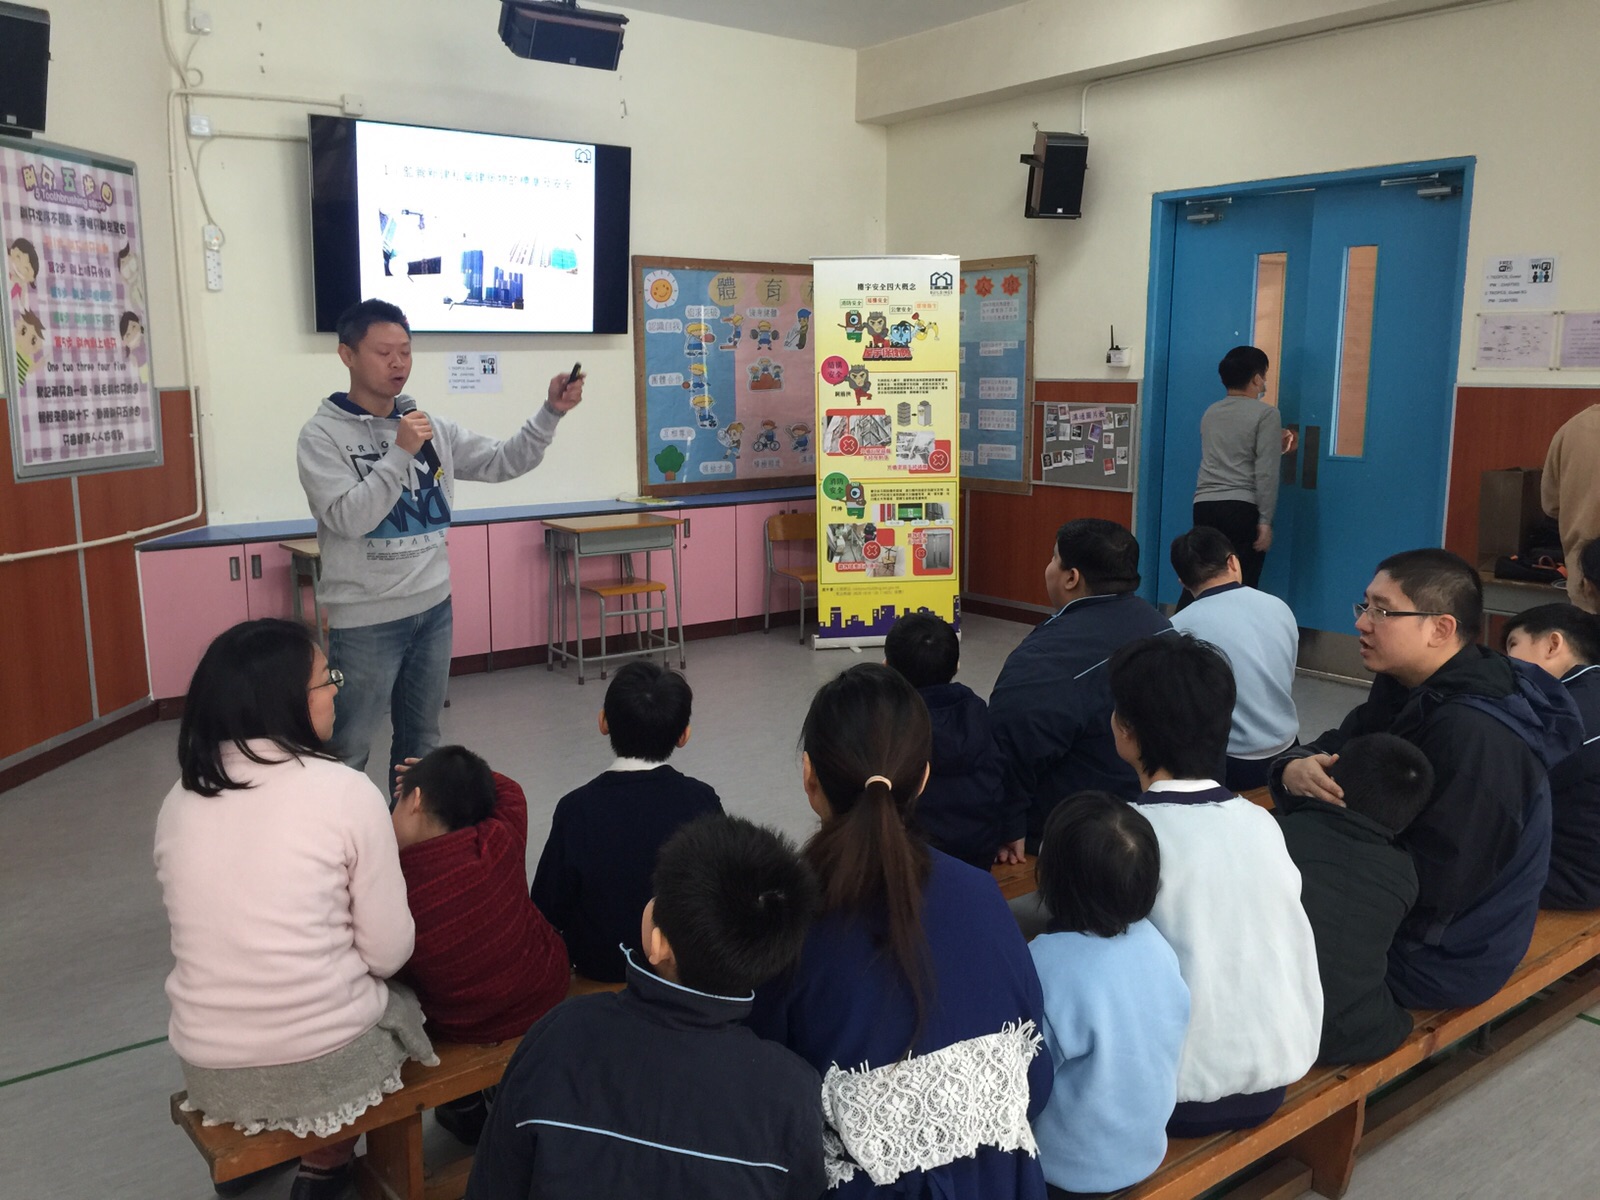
[764,513,817,644]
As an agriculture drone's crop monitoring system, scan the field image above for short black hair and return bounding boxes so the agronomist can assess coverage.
[884,611,959,688]
[1109,633,1234,780]
[651,815,819,995]
[403,745,496,832]
[1056,518,1141,595]
[1327,733,1435,834]
[1218,345,1269,390]
[177,619,331,797]
[1036,791,1161,937]
[604,661,693,761]
[337,298,410,348]
[1170,525,1237,592]
[1504,603,1600,665]
[1375,548,1482,643]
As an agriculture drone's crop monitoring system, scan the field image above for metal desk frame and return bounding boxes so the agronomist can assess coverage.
[544,515,686,684]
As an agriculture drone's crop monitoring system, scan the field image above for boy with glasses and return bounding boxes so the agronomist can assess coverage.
[1271,549,1583,1008]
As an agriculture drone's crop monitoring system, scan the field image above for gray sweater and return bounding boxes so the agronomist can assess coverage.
[1193,394,1282,524]
[296,393,562,628]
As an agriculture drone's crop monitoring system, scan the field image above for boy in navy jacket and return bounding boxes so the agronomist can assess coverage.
[471,815,824,1200]
[531,662,722,982]
[885,612,1007,869]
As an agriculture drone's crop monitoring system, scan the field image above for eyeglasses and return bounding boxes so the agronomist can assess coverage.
[310,667,345,691]
[1353,601,1446,622]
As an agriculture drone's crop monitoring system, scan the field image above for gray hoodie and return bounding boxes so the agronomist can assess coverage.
[296,392,562,628]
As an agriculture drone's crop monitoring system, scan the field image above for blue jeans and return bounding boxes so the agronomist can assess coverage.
[327,597,453,795]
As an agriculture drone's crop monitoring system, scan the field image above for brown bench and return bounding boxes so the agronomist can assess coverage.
[170,974,624,1200]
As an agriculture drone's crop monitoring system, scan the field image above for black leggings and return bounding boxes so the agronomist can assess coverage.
[1193,500,1266,589]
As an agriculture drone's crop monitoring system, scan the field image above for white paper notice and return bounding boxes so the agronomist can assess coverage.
[977,377,1019,401]
[977,443,1018,464]
[977,408,1017,431]
[1065,406,1107,424]
[1475,313,1557,369]
[446,351,503,393]
[1559,312,1600,369]
[1482,254,1558,308]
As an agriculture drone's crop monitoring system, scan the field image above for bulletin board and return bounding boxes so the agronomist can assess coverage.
[958,255,1034,494]
[633,256,815,496]
[1036,400,1138,492]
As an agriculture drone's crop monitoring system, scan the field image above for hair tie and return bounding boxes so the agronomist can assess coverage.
[865,775,893,790]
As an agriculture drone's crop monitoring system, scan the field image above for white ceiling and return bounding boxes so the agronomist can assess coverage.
[610,0,1034,50]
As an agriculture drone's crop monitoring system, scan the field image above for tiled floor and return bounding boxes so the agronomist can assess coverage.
[2,615,1595,1198]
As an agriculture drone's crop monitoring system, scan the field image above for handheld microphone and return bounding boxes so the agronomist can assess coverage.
[394,394,442,478]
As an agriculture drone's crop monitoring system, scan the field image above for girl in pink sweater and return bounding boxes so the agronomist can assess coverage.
[155,619,433,1200]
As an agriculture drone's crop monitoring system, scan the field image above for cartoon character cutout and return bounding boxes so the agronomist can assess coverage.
[684,322,713,357]
[839,310,864,342]
[120,311,151,384]
[864,311,891,348]
[751,420,781,453]
[747,319,778,351]
[846,364,872,405]
[717,421,745,460]
[13,309,45,389]
[719,313,743,350]
[784,308,811,350]
[788,422,811,453]
[117,243,147,313]
[683,362,717,427]
[889,320,917,348]
[8,238,39,307]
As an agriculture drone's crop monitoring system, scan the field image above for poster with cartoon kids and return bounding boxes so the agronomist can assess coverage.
[634,257,815,494]
[1,135,161,479]
[813,256,961,644]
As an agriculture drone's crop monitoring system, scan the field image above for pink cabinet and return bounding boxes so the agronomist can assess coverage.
[487,520,550,653]
[673,506,738,628]
[734,498,816,619]
[140,545,251,701]
[242,540,297,620]
[446,525,491,658]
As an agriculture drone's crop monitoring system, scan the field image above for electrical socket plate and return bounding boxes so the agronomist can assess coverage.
[202,224,223,250]
[204,247,223,292]
[1106,347,1131,367]
[341,94,366,116]
[187,6,212,34]
[187,112,212,138]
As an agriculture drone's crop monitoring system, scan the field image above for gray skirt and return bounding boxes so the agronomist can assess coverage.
[179,982,438,1139]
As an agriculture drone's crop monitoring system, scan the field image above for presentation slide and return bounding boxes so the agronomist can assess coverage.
[353,121,599,333]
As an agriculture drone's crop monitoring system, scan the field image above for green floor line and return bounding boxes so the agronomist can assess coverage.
[0,1036,168,1090]
[1577,1012,1600,1029]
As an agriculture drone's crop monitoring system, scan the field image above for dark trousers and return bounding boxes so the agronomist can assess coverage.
[1193,500,1266,589]
[1167,1085,1286,1137]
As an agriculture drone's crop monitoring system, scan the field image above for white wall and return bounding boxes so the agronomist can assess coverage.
[883,0,1600,388]
[42,0,886,521]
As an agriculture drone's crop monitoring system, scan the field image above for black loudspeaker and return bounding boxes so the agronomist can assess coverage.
[499,2,627,71]
[1020,132,1089,219]
[0,3,50,135]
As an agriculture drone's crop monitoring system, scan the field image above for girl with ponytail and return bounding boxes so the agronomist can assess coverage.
[749,664,1052,1199]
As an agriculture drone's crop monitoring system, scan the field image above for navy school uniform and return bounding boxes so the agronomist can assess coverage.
[1542,663,1600,909]
[913,682,1008,869]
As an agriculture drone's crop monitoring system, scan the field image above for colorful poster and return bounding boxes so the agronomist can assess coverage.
[958,257,1033,491]
[813,255,960,645]
[634,258,815,494]
[1,135,161,480]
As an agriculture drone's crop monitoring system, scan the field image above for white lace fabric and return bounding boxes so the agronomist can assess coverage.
[184,1063,409,1139]
[820,1020,1043,1188]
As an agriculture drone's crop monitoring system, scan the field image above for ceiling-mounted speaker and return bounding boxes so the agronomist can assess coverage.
[1020,131,1088,220]
[498,1,628,71]
[0,2,50,136]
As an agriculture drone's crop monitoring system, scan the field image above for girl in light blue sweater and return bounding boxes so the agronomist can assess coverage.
[1028,792,1190,1197]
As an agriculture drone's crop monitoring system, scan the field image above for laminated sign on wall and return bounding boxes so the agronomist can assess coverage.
[813,255,960,647]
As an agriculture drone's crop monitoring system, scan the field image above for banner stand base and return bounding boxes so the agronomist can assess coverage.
[813,635,885,652]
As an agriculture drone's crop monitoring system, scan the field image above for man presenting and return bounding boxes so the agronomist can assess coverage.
[297,299,583,787]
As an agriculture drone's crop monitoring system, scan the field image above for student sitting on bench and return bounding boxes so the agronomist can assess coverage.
[1274,550,1583,1009]
[391,745,570,1144]
[1504,603,1600,909]
[531,662,723,982]
[1275,734,1434,1064]
[1112,633,1322,1137]
[469,815,824,1200]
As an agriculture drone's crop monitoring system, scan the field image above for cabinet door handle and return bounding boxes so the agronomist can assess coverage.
[229,555,241,582]
[250,554,262,580]
[683,518,691,539]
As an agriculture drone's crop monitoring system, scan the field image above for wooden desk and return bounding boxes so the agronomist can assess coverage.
[279,538,327,650]
[543,514,686,684]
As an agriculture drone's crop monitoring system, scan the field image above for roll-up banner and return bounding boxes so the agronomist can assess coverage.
[812,255,960,648]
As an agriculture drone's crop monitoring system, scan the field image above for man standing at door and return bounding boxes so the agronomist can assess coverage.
[1192,346,1292,590]
[1542,401,1600,614]
[297,299,585,790]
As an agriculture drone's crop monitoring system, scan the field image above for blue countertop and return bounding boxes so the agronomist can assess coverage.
[137,486,814,551]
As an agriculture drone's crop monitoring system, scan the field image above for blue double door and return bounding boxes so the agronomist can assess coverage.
[1152,168,1468,634]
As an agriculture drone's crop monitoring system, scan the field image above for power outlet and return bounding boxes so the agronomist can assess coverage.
[202,225,224,292]
[187,5,212,34]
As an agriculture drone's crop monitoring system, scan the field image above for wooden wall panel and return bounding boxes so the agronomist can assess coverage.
[965,381,1137,608]
[1444,387,1599,562]
[0,552,94,759]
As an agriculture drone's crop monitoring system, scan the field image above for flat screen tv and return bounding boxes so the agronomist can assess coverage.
[308,115,630,334]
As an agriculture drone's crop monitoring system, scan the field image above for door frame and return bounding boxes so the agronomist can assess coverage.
[1136,157,1476,603]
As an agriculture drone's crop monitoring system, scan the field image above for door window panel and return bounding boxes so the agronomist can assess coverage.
[1252,252,1287,408]
[1332,245,1377,457]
